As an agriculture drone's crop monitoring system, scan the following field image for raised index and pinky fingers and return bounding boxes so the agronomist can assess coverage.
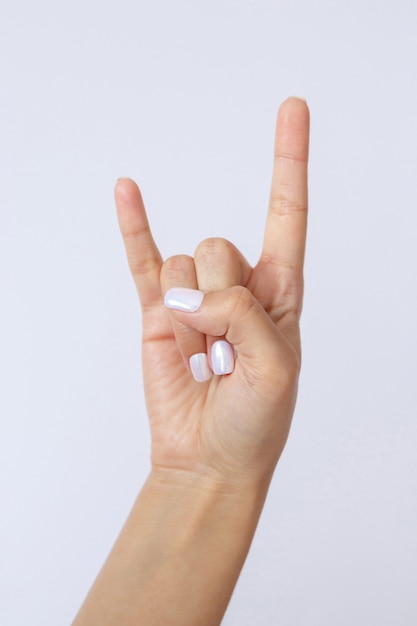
[114,99,310,373]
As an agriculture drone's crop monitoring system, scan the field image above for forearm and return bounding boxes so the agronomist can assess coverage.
[72,468,271,626]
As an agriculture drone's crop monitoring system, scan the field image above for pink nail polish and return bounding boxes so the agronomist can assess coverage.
[211,340,234,375]
[189,353,212,382]
[164,288,204,312]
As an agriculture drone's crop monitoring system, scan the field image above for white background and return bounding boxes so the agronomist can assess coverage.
[1,1,417,624]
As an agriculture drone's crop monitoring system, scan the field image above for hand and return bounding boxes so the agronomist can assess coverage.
[115,97,309,486]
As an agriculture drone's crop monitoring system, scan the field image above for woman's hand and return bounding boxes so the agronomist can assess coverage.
[115,97,309,487]
[73,98,310,626]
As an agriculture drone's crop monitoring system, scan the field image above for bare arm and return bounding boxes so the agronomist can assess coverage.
[72,97,310,626]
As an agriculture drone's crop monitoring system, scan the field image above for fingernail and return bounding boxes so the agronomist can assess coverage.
[211,340,235,375]
[189,353,212,382]
[164,288,204,312]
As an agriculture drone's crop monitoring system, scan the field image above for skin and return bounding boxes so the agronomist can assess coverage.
[72,97,310,626]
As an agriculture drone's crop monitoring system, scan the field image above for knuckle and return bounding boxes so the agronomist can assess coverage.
[269,193,307,217]
[274,152,308,167]
[122,223,151,242]
[194,237,234,263]
[228,285,255,318]
[129,255,157,278]
[161,254,194,279]
[256,260,303,318]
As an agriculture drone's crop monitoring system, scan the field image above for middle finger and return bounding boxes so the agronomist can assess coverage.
[194,238,252,371]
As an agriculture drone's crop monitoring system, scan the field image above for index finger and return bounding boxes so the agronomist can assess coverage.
[260,98,310,276]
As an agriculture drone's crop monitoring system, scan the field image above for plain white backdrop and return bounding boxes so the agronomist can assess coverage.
[1,1,416,624]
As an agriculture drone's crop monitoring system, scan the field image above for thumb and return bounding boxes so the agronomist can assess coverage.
[164,286,299,382]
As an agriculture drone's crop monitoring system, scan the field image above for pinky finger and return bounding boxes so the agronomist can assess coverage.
[115,178,163,310]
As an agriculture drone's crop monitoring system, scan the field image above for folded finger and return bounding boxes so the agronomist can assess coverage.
[194,237,252,370]
[160,256,212,382]
[164,285,299,383]
[194,237,252,291]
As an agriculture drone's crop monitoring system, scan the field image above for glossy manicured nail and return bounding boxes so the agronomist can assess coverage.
[189,353,212,382]
[164,288,204,312]
[211,340,234,375]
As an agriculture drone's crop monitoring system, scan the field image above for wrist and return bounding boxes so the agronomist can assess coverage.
[73,463,274,626]
[149,462,274,503]
[146,464,274,553]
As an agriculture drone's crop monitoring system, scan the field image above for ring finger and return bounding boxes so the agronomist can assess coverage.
[161,254,212,382]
